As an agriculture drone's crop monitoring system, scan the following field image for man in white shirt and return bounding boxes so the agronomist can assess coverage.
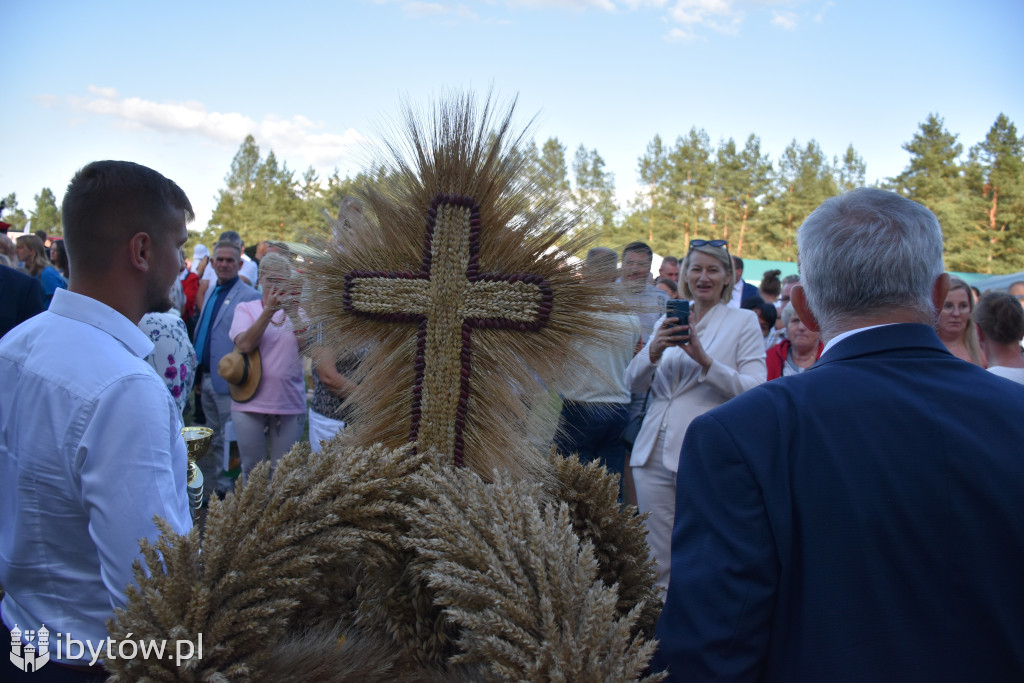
[0,161,194,673]
[620,242,668,342]
[553,247,641,498]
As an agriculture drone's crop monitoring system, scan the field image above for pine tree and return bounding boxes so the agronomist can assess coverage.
[966,114,1024,272]
[835,144,867,193]
[31,188,61,236]
[1,193,29,232]
[757,139,837,260]
[571,145,617,240]
[712,134,772,256]
[666,128,715,250]
[210,136,306,245]
[890,114,979,271]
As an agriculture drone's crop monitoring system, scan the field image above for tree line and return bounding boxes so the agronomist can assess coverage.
[5,113,1021,274]
[1,188,61,237]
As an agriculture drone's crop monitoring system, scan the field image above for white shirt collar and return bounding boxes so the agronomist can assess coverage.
[729,279,744,308]
[821,323,898,358]
[48,288,154,359]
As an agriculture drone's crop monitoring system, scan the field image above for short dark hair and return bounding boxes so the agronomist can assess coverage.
[974,291,1024,345]
[623,241,653,261]
[741,295,777,328]
[656,277,678,294]
[760,269,782,297]
[218,230,243,247]
[732,255,744,271]
[661,256,679,268]
[62,161,193,275]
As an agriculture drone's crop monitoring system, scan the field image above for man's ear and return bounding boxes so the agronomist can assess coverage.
[931,273,950,315]
[128,232,151,272]
[790,284,820,333]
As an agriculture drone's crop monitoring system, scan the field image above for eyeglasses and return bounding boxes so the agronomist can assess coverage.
[688,239,728,250]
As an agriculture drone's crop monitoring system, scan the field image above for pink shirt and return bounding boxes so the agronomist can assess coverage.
[228,299,306,415]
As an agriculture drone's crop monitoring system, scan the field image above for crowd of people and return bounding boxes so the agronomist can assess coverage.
[2,162,1024,680]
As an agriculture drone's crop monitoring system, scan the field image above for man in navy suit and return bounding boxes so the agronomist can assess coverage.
[192,240,260,497]
[729,255,760,307]
[0,264,45,338]
[653,188,1024,681]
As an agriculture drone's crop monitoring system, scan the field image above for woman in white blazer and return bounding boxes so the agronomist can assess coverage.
[625,239,766,595]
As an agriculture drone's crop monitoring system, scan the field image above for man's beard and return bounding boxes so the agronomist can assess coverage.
[145,276,175,314]
[146,295,174,314]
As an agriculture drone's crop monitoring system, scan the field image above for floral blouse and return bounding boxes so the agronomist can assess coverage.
[139,311,198,420]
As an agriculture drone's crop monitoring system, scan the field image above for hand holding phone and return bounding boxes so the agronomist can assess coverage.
[665,299,690,345]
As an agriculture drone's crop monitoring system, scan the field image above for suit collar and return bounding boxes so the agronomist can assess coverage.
[816,323,949,366]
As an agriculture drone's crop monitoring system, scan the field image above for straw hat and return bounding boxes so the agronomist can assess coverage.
[217,348,262,402]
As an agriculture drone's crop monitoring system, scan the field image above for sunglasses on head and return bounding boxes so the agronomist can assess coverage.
[688,239,728,250]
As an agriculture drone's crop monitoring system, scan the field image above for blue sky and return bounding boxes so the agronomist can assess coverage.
[5,0,1023,231]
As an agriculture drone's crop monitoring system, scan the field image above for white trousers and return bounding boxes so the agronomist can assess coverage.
[308,408,345,453]
[631,429,677,599]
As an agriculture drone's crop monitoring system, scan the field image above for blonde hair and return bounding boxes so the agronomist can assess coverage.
[15,234,52,277]
[948,276,983,365]
[680,243,734,305]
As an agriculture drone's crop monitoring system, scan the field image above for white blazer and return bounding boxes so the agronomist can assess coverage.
[625,303,766,472]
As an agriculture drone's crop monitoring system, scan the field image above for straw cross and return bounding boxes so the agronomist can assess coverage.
[343,193,553,466]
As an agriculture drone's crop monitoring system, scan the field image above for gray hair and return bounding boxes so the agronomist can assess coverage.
[218,230,243,247]
[797,188,944,339]
[258,252,293,282]
[781,302,798,327]
[212,240,242,258]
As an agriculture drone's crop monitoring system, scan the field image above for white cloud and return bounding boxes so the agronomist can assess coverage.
[71,87,366,169]
[32,94,60,108]
[665,25,696,41]
[402,2,448,17]
[771,10,797,29]
[381,0,811,38]
[88,85,119,99]
[813,0,834,22]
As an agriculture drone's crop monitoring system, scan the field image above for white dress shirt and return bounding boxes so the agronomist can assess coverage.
[0,289,191,663]
[239,253,259,285]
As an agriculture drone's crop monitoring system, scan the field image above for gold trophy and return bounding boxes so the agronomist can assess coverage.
[181,426,214,520]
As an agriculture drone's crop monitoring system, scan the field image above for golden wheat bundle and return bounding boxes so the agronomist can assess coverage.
[105,442,428,681]
[406,464,665,682]
[301,92,629,481]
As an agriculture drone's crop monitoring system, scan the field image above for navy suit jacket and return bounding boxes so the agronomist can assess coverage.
[0,266,45,339]
[195,278,260,395]
[740,280,760,306]
[653,323,1024,682]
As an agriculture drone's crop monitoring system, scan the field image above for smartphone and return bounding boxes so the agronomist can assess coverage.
[666,299,690,345]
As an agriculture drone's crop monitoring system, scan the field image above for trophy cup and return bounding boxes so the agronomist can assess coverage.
[181,426,214,520]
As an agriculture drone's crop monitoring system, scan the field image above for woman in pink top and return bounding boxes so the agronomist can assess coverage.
[229,253,307,480]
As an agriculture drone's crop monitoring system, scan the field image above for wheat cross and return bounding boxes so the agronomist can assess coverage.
[343,193,553,466]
